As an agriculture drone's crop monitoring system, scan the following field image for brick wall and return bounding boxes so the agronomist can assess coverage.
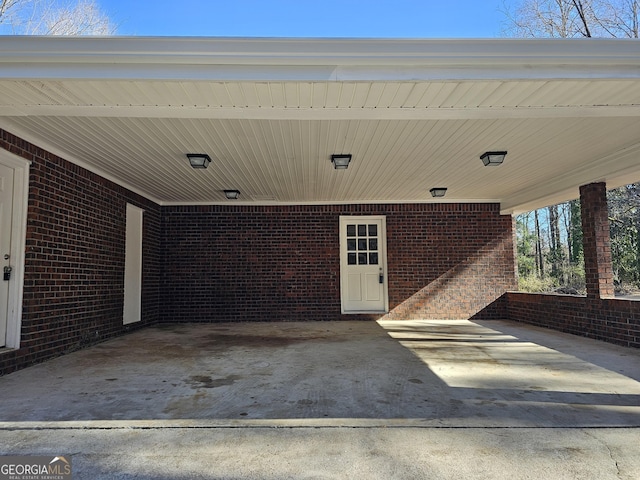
[580,183,614,298]
[161,203,516,323]
[0,130,162,375]
[506,292,640,348]
[384,205,516,320]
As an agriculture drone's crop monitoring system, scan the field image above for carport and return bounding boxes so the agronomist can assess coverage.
[1,35,640,479]
[1,37,640,377]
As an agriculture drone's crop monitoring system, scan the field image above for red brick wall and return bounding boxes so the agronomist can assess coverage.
[161,203,516,322]
[506,292,640,348]
[0,130,162,375]
[580,183,615,298]
[385,205,516,319]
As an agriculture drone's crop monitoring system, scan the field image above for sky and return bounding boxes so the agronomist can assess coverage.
[100,0,510,38]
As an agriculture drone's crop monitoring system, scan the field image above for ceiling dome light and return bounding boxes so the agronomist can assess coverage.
[186,153,212,169]
[480,151,507,166]
[430,187,447,198]
[331,154,352,169]
[224,189,240,199]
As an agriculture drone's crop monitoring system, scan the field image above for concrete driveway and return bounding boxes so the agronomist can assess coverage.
[1,319,640,479]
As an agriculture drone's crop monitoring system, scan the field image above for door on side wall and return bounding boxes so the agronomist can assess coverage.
[0,162,14,346]
[339,216,388,314]
[123,204,144,325]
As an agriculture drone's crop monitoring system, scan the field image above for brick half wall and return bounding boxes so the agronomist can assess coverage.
[506,292,640,348]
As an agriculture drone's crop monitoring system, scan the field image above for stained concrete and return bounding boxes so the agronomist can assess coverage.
[1,319,640,479]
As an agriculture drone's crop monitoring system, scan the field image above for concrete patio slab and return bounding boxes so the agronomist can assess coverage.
[1,319,639,427]
[1,319,640,479]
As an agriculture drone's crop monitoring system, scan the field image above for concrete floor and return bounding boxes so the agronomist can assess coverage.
[1,319,640,478]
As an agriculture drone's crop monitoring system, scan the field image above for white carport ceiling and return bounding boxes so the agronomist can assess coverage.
[0,37,639,214]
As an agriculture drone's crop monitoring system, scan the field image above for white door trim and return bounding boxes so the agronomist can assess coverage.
[339,215,389,314]
[0,150,30,349]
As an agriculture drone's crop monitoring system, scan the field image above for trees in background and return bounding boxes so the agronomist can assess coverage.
[506,0,640,293]
[609,185,640,290]
[517,202,585,292]
[0,0,112,35]
[517,187,640,293]
[504,0,639,38]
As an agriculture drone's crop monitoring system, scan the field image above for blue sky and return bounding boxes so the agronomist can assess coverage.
[102,0,510,37]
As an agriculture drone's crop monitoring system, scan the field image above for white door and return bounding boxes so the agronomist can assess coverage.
[123,204,144,325]
[0,163,14,346]
[339,216,388,313]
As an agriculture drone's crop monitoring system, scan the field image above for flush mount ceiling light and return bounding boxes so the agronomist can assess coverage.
[186,153,212,169]
[331,154,352,170]
[430,187,448,198]
[224,189,240,200]
[480,151,507,166]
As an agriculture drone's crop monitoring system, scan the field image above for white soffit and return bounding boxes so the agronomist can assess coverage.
[0,36,639,213]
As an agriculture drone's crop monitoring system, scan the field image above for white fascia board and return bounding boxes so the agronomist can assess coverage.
[0,63,638,82]
[0,36,639,82]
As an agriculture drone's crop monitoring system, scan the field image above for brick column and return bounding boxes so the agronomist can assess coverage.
[580,182,614,298]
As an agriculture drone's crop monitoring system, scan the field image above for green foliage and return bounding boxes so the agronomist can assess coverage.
[569,200,583,264]
[517,275,557,293]
[516,217,536,277]
[516,199,585,293]
[608,184,640,288]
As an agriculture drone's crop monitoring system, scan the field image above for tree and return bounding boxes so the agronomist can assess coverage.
[504,0,595,37]
[608,184,640,288]
[504,0,639,38]
[517,214,539,278]
[0,0,113,35]
[0,0,19,25]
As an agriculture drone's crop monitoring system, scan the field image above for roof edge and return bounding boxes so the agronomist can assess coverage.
[1,36,639,66]
[1,36,638,82]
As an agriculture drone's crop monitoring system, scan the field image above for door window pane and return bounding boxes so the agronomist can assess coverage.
[344,220,381,267]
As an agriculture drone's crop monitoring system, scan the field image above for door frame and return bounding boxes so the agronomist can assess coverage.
[0,150,29,349]
[339,215,389,314]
